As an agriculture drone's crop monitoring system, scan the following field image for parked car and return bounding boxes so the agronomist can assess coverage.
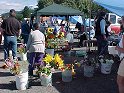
[106,13,121,34]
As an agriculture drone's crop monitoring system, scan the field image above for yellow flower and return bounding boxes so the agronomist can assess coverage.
[43,54,53,64]
[53,54,64,68]
[47,28,54,33]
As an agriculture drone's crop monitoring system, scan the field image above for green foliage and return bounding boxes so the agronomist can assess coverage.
[16,14,23,21]
[37,0,53,9]
[22,6,31,18]
[37,0,109,18]
[37,66,51,76]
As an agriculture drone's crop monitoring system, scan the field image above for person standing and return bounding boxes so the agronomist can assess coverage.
[26,23,45,76]
[95,11,108,55]
[115,16,124,93]
[1,9,21,60]
[21,19,30,44]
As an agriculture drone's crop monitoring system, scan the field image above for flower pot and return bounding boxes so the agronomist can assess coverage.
[40,73,52,86]
[62,70,72,82]
[45,49,54,56]
[101,62,113,74]
[16,71,28,90]
[84,65,94,77]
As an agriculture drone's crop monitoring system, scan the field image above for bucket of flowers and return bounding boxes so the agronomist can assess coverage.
[45,29,58,56]
[4,58,29,90]
[18,44,27,61]
[76,54,96,77]
[61,64,73,82]
[36,65,52,86]
[99,55,114,74]
[36,53,64,86]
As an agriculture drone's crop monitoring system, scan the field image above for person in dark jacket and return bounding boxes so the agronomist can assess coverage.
[95,11,108,55]
[1,9,21,59]
[21,19,30,44]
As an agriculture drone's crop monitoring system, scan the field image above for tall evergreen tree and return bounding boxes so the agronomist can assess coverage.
[22,6,31,18]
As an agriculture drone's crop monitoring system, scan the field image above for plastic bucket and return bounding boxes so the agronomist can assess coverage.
[40,73,52,86]
[101,62,113,74]
[45,49,54,56]
[84,65,94,77]
[16,71,28,90]
[62,70,72,82]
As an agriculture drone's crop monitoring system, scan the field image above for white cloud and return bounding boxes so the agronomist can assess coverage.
[0,0,38,14]
[0,2,22,10]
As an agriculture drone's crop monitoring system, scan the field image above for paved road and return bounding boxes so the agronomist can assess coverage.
[0,47,120,93]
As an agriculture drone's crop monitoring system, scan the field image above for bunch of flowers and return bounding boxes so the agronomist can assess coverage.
[36,66,51,76]
[43,54,64,69]
[99,55,114,64]
[46,27,57,49]
[75,54,96,67]
[57,32,65,39]
[3,58,29,75]
[46,27,66,49]
[18,44,26,54]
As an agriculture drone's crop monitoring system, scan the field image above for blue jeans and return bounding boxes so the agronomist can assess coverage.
[4,36,17,59]
[96,35,108,55]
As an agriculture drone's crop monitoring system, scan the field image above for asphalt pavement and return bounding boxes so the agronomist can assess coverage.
[0,45,120,93]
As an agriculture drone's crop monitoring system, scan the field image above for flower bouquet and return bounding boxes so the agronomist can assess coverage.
[75,54,96,77]
[61,64,73,82]
[18,44,26,54]
[3,58,29,90]
[43,54,64,69]
[99,55,114,74]
[4,58,29,75]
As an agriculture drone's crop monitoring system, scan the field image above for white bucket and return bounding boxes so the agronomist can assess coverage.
[62,70,72,82]
[22,53,27,61]
[17,53,27,61]
[101,62,113,74]
[84,65,94,77]
[40,73,52,86]
[45,49,54,56]
[16,71,28,90]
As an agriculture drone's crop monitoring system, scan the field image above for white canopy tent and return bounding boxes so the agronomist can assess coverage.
[93,0,124,16]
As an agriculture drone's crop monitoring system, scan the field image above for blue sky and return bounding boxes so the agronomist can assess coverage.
[0,0,38,14]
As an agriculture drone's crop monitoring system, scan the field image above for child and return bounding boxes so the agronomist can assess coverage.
[26,23,45,76]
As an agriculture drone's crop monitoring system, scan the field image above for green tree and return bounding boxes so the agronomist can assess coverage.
[37,0,108,18]
[37,0,53,10]
[22,6,31,18]
[16,14,23,21]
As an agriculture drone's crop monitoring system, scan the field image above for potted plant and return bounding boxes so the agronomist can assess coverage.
[45,28,57,56]
[78,54,96,77]
[99,55,114,74]
[36,66,52,86]
[61,64,73,82]
[4,58,29,90]
[36,53,64,86]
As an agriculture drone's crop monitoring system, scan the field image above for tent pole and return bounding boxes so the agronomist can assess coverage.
[88,0,92,52]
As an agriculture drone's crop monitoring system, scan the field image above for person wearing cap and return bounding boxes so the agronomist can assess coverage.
[95,11,108,55]
[1,9,21,59]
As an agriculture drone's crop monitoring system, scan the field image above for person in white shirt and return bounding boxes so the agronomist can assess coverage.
[26,23,45,76]
[66,31,74,50]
